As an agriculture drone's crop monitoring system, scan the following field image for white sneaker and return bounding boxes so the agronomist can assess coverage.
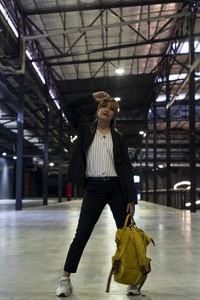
[127,285,140,296]
[56,277,73,297]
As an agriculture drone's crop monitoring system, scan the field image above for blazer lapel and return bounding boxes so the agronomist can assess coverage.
[111,130,118,158]
[83,121,97,152]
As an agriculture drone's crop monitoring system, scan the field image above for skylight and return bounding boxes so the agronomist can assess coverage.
[0,3,18,38]
[156,93,200,102]
[157,72,200,83]
[172,41,200,54]
[26,50,46,84]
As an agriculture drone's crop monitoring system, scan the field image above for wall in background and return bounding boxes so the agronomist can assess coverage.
[0,158,14,199]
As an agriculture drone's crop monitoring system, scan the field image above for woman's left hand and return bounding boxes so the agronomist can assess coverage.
[126,202,135,216]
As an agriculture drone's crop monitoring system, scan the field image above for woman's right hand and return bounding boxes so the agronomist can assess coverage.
[92,91,110,102]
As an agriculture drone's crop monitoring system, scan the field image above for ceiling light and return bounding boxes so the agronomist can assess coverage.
[156,95,166,102]
[70,135,78,143]
[114,97,121,102]
[49,162,54,167]
[134,175,140,183]
[174,181,191,189]
[115,68,124,75]
[186,200,200,207]
[2,152,7,156]
[139,131,145,135]
[13,156,17,160]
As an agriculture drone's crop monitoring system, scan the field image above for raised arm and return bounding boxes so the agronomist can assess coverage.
[65,92,110,131]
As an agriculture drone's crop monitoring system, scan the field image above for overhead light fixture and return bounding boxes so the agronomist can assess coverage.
[70,135,78,143]
[49,162,54,167]
[139,131,145,135]
[2,152,7,156]
[185,200,200,207]
[174,181,191,189]
[134,175,140,183]
[158,164,164,168]
[13,156,17,160]
[38,160,44,165]
[114,97,121,102]
[115,68,124,75]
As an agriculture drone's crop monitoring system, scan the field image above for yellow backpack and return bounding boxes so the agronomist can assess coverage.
[106,214,155,295]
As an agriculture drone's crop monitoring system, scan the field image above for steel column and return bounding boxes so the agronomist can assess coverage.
[166,59,171,207]
[58,114,63,203]
[189,6,197,212]
[43,108,49,205]
[145,108,149,202]
[15,74,24,211]
[153,99,157,203]
[139,149,143,200]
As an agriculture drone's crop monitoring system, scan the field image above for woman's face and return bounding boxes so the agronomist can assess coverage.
[97,102,115,122]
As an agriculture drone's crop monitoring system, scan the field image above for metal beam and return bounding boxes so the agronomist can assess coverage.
[58,114,63,203]
[24,1,183,16]
[47,53,189,66]
[166,53,200,109]
[43,107,49,206]
[32,34,200,62]
[25,11,187,42]
[153,99,157,204]
[109,7,147,42]
[26,16,63,55]
[15,74,24,211]
[166,59,171,207]
[189,5,197,213]
[145,108,149,202]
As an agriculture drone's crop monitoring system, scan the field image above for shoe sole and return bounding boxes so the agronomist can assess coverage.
[56,292,72,297]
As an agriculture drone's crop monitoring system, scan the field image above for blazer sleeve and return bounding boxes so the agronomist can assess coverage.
[65,95,98,132]
[119,135,134,173]
[119,135,137,204]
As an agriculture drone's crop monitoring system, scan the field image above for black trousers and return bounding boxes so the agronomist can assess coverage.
[64,177,127,273]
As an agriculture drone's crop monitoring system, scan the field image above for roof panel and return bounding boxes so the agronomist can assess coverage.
[19,0,184,81]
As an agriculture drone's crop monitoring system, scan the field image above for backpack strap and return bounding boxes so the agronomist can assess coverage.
[106,231,130,293]
[138,274,148,296]
[106,266,114,293]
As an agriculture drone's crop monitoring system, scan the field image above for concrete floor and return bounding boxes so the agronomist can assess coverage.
[0,199,200,300]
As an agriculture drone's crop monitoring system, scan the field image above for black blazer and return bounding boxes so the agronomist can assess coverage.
[65,95,137,204]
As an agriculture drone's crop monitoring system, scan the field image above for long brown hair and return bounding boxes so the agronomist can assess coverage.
[96,98,121,132]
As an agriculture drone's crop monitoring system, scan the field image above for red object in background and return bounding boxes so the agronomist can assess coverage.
[66,184,72,197]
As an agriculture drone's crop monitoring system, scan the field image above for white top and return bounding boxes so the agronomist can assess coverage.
[85,129,117,177]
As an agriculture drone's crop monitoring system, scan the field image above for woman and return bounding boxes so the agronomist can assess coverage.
[56,91,137,297]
